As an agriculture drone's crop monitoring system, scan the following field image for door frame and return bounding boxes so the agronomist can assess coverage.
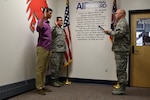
[128,9,150,86]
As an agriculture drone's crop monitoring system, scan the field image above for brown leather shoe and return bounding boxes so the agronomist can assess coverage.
[43,87,52,92]
[37,89,46,95]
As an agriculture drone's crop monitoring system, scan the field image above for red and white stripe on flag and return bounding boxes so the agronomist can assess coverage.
[110,0,117,41]
[63,0,72,67]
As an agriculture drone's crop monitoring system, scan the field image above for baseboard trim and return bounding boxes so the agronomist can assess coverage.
[0,80,35,100]
[0,76,116,100]
[60,77,117,85]
[0,76,51,100]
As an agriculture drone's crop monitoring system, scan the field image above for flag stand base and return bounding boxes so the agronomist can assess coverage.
[65,78,71,85]
[113,82,120,88]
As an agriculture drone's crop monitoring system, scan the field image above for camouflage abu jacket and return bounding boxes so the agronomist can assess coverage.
[51,26,66,52]
[109,18,130,52]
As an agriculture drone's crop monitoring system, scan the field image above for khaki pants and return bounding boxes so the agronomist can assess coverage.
[36,47,51,89]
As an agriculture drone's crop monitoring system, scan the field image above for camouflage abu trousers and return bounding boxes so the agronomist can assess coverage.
[50,52,64,80]
[114,51,128,85]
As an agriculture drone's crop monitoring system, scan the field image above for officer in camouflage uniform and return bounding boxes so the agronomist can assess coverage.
[50,17,66,87]
[104,9,130,95]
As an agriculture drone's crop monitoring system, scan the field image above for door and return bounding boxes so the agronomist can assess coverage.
[130,10,150,88]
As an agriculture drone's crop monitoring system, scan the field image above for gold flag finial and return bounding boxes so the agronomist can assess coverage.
[66,0,69,5]
[114,0,116,4]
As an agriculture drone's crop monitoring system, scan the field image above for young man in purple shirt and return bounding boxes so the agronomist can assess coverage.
[36,7,53,95]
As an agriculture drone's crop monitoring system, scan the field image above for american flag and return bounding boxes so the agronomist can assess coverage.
[63,0,72,67]
[110,0,117,41]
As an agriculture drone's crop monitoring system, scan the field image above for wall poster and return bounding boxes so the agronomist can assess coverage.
[136,18,150,46]
[74,0,110,41]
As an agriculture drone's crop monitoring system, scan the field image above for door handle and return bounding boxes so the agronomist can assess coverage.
[132,46,134,54]
[132,46,139,55]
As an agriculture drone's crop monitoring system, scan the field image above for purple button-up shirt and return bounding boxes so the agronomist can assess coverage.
[36,19,52,51]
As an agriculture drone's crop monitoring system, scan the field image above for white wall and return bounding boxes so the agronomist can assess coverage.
[118,0,150,22]
[0,0,150,86]
[0,0,57,86]
[0,0,34,86]
[59,0,116,80]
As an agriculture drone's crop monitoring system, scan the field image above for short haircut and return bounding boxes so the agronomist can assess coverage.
[42,7,53,13]
[119,9,126,16]
[56,17,62,21]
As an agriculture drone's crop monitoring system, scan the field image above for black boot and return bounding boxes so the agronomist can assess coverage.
[57,81,64,86]
[51,79,61,87]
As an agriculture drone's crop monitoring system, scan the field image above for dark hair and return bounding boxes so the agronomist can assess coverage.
[56,17,62,21]
[42,7,53,13]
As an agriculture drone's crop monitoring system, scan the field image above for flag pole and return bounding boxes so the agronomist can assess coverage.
[65,65,71,85]
[63,0,72,85]
[111,0,120,88]
[64,61,72,85]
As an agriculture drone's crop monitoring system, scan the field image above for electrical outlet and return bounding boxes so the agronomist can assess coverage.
[105,69,108,72]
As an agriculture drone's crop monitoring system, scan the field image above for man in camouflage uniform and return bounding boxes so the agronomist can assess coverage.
[50,17,66,87]
[104,9,130,95]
